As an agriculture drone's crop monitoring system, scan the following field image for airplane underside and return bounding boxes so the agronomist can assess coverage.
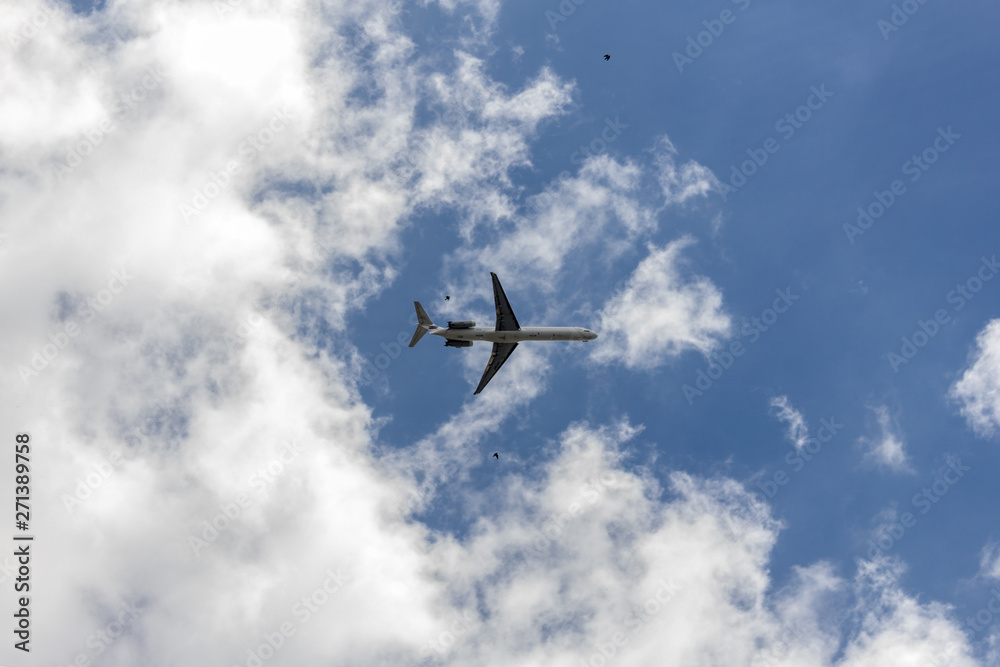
[435,327,593,343]
[409,273,597,394]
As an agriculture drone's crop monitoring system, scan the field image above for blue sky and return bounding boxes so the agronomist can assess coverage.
[5,0,1000,664]
[359,0,1000,604]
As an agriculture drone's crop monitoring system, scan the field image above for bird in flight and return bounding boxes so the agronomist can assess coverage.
[493,452,499,460]
[445,295,450,301]
[604,54,610,61]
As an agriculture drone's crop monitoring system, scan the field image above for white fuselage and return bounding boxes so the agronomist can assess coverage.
[431,326,597,343]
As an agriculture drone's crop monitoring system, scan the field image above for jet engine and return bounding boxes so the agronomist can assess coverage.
[445,340,473,348]
[447,320,476,329]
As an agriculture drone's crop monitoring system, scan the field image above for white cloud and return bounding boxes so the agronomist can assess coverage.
[950,319,1000,437]
[426,0,501,46]
[0,0,575,662]
[386,344,552,508]
[591,237,730,369]
[859,405,913,473]
[839,557,979,667]
[0,1,985,666]
[408,422,979,667]
[448,155,654,287]
[444,135,718,293]
[651,135,720,206]
[770,395,810,451]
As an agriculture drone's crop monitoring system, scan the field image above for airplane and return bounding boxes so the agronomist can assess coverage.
[409,273,598,394]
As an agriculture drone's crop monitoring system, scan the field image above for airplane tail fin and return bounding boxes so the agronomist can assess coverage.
[409,301,433,347]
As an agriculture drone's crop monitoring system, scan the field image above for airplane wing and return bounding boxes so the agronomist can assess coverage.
[491,272,521,331]
[474,342,518,395]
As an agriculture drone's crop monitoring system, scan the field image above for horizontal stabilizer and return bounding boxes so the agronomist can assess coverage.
[409,326,428,347]
[409,301,433,347]
[414,301,432,326]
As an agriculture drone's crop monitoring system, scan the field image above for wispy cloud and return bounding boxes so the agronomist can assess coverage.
[770,395,810,451]
[859,405,913,473]
[591,237,730,369]
[651,135,720,206]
